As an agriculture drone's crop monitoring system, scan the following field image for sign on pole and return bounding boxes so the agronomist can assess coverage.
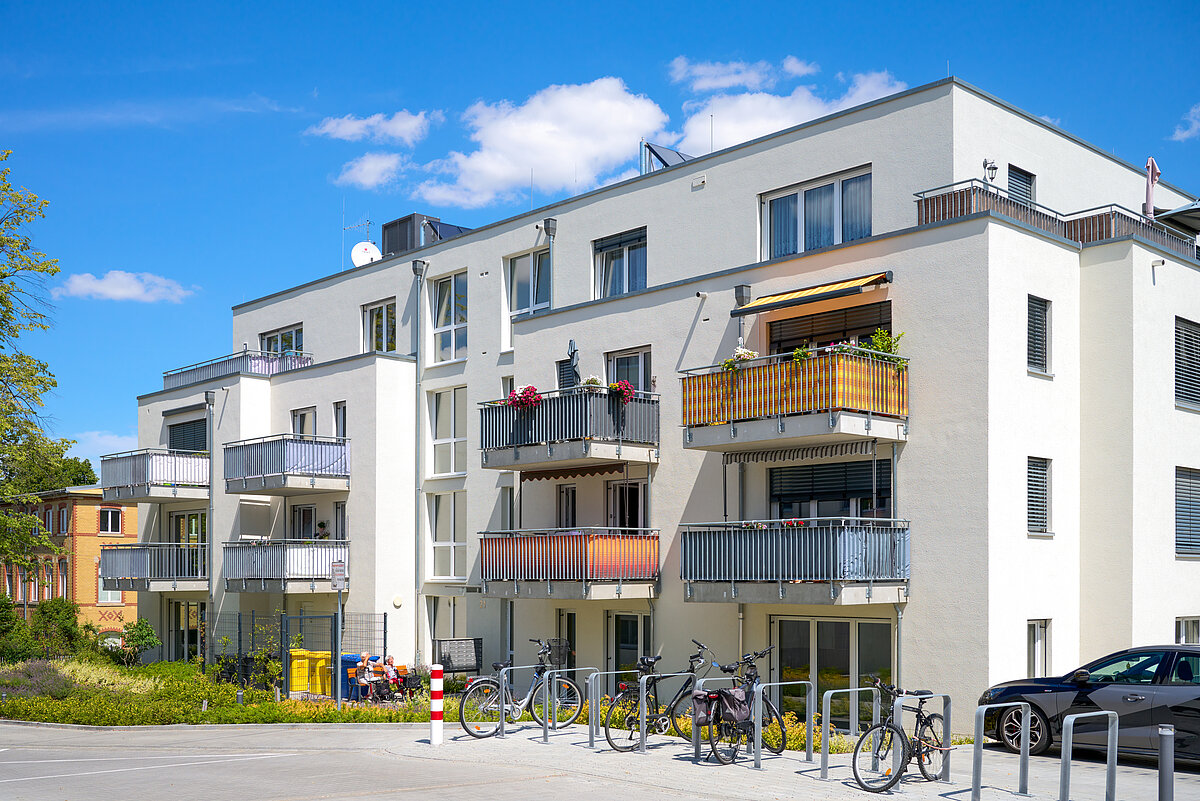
[331,560,347,591]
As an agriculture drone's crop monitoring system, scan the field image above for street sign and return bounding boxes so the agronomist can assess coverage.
[330,560,347,590]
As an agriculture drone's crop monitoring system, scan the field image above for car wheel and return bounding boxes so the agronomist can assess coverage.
[998,705,1051,756]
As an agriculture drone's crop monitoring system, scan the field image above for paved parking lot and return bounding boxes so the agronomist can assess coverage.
[0,721,1196,800]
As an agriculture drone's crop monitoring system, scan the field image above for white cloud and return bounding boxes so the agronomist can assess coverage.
[1170,102,1200,142]
[305,110,443,146]
[676,70,908,155]
[69,431,138,471]
[1039,114,1062,127]
[669,56,775,92]
[782,56,819,78]
[0,94,291,132]
[335,152,407,189]
[414,77,668,209]
[51,270,193,303]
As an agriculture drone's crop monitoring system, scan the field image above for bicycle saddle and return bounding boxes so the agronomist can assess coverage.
[492,660,512,671]
[908,689,932,696]
[638,655,663,668]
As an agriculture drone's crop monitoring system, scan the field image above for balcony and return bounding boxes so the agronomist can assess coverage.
[100,449,210,503]
[162,350,313,390]
[479,387,660,472]
[680,517,910,604]
[680,348,908,452]
[223,435,350,495]
[915,179,1198,261]
[99,543,208,592]
[480,528,660,600]
[223,539,349,592]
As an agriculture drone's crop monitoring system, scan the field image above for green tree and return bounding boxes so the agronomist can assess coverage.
[29,597,85,656]
[120,618,161,666]
[0,428,96,495]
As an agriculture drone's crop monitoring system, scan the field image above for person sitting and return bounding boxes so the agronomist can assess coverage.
[381,655,400,690]
[355,653,375,702]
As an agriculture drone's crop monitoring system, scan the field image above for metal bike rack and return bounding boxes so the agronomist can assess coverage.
[752,680,815,769]
[584,669,638,749]
[638,671,695,754]
[893,692,953,782]
[495,664,541,739]
[819,686,880,780]
[691,676,738,762]
[540,667,598,744]
[972,702,1030,800]
[1059,710,1117,801]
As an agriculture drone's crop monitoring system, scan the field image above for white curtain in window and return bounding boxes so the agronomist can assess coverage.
[841,174,872,242]
[770,194,798,258]
[804,184,835,250]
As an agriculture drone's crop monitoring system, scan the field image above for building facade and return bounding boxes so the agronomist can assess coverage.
[3,487,138,644]
[101,77,1200,723]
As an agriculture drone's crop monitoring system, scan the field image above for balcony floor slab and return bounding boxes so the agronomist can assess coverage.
[683,412,906,452]
[684,581,907,605]
[224,579,338,593]
[480,441,657,472]
[102,485,210,503]
[224,475,349,496]
[480,581,657,600]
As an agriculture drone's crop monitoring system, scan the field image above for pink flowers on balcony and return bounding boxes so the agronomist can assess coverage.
[506,385,542,409]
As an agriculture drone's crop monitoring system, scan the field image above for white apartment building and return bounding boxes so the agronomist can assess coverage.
[99,77,1200,724]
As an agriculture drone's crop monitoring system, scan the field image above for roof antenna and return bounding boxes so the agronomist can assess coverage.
[342,213,372,271]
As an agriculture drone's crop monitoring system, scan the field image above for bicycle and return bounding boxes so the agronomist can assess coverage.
[603,639,715,752]
[851,677,947,792]
[459,638,582,738]
[704,646,787,764]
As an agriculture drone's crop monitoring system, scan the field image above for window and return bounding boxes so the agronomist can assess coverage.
[333,401,347,439]
[43,508,53,534]
[608,479,648,530]
[1027,457,1051,534]
[364,300,397,353]
[770,302,891,354]
[291,407,316,437]
[58,507,69,535]
[1009,165,1036,206]
[769,460,893,520]
[1027,620,1049,677]
[1177,617,1200,645]
[1086,650,1166,685]
[1176,317,1200,406]
[260,324,304,354]
[501,376,515,398]
[507,251,551,344]
[557,485,577,528]
[763,171,871,259]
[168,418,207,452]
[499,486,515,530]
[334,501,347,541]
[431,387,467,475]
[41,563,51,600]
[433,273,468,362]
[58,559,67,598]
[16,567,25,601]
[1169,654,1200,685]
[556,359,577,389]
[1176,466,1200,555]
[291,505,315,539]
[1028,296,1050,373]
[430,491,466,580]
[98,567,121,604]
[595,228,647,298]
[98,509,121,534]
[607,347,651,392]
[3,567,10,599]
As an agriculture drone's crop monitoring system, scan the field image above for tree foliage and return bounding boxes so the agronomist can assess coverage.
[120,618,161,666]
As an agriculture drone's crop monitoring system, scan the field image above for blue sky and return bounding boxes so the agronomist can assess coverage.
[1,0,1197,468]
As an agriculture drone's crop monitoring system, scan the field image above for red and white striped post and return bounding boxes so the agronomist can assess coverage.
[430,663,444,745]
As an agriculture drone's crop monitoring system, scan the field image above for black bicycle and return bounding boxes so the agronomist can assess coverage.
[704,646,787,764]
[851,677,946,792]
[459,638,581,738]
[603,639,715,752]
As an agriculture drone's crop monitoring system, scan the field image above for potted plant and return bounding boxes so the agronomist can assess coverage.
[791,345,811,364]
[721,345,759,372]
[581,375,605,392]
[506,385,542,409]
[608,379,635,405]
[867,327,906,369]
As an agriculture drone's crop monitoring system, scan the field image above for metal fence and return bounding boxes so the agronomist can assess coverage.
[99,543,208,581]
[680,518,910,583]
[479,387,660,450]
[163,350,313,390]
[223,540,349,582]
[207,611,387,672]
[223,434,350,480]
[100,449,209,488]
[480,528,660,582]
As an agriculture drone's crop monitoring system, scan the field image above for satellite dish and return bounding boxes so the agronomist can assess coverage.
[350,241,383,268]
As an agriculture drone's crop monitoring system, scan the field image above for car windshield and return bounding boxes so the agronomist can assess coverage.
[1084,651,1167,684]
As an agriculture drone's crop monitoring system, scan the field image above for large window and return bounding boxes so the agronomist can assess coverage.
[763,171,871,259]
[769,302,891,354]
[595,228,647,298]
[433,273,468,362]
[430,491,466,581]
[1028,296,1051,373]
[431,387,467,475]
[1176,466,1200,555]
[1027,457,1051,534]
[364,299,397,353]
[769,460,893,520]
[607,347,652,392]
[1176,317,1200,406]
[98,508,122,534]
[260,324,303,355]
[507,251,551,345]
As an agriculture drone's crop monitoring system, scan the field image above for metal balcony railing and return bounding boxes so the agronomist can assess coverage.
[162,350,313,390]
[100,449,210,488]
[480,387,660,450]
[223,540,349,582]
[680,518,910,583]
[915,179,1196,260]
[680,347,908,428]
[480,528,660,582]
[100,543,208,581]
[223,435,349,481]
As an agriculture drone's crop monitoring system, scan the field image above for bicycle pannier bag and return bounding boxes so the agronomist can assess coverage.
[691,689,713,726]
[718,687,751,722]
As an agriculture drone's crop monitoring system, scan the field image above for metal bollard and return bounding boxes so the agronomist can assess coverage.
[236,688,244,705]
[1160,724,1175,801]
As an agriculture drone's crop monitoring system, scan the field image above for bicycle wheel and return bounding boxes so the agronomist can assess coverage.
[851,722,909,792]
[667,688,694,740]
[531,677,582,726]
[604,692,643,752]
[459,679,505,739]
[916,713,946,782]
[759,699,787,755]
[708,718,745,765]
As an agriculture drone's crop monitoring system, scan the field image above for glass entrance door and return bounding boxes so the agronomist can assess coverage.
[608,480,647,531]
[168,600,205,661]
[611,612,649,689]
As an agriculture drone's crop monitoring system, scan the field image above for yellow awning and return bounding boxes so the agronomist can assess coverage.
[731,271,891,317]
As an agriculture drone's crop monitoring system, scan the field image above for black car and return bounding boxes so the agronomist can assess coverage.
[979,645,1200,758]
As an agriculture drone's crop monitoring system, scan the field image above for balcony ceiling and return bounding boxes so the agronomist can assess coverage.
[102,485,209,503]
[224,475,350,496]
[480,440,658,472]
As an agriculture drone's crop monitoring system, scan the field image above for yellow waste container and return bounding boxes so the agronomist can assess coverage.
[308,651,331,696]
[288,649,312,693]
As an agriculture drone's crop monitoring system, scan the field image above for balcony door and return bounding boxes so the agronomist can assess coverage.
[168,600,205,662]
[607,479,647,531]
[169,511,206,579]
[609,611,650,686]
[292,505,316,540]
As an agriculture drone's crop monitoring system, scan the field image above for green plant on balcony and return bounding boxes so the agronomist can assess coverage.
[721,345,759,372]
[867,328,906,368]
[581,375,605,391]
[791,345,811,364]
[316,521,329,540]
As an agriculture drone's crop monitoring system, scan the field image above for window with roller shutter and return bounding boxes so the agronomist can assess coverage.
[1028,296,1050,373]
[769,301,891,353]
[1176,467,1200,555]
[1027,457,1051,534]
[168,419,207,452]
[1176,317,1200,406]
[1009,165,1035,205]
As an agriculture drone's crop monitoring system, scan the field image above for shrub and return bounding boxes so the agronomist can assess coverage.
[119,618,161,666]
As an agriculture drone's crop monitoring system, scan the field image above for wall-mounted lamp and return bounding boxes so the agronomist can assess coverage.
[411,259,427,277]
[734,284,752,307]
[983,159,998,183]
[1151,259,1166,268]
[542,217,557,237]
[204,391,216,405]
